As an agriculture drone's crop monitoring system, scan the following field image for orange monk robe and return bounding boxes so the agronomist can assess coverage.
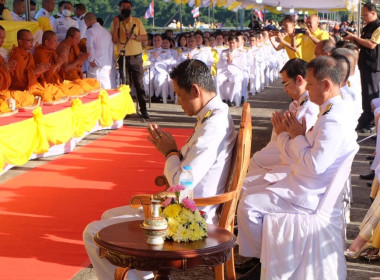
[33,44,65,84]
[0,90,36,109]
[72,78,100,92]
[9,47,39,91]
[10,46,66,102]
[63,44,84,81]
[0,56,11,91]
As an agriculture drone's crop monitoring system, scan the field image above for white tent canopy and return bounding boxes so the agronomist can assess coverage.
[246,0,358,11]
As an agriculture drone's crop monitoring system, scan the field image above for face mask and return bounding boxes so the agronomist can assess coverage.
[29,10,36,19]
[120,8,131,19]
[62,9,71,17]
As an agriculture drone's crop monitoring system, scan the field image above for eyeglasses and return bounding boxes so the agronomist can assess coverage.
[282,80,293,87]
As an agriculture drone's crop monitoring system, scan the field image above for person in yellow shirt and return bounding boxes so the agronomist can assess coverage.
[269,15,302,60]
[300,15,329,62]
[111,0,149,119]
[0,0,13,21]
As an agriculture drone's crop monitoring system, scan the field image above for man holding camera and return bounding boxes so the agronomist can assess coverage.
[111,0,149,119]
[300,15,329,62]
[345,3,380,132]
[269,15,302,60]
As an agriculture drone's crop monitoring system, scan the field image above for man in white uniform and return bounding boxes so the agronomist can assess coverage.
[83,59,236,280]
[237,56,358,279]
[73,3,86,38]
[84,12,115,89]
[179,35,214,69]
[244,58,319,189]
[35,0,55,21]
[216,35,245,107]
[52,1,78,42]
[11,0,25,21]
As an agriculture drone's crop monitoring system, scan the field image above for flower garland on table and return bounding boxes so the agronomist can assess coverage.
[161,185,207,242]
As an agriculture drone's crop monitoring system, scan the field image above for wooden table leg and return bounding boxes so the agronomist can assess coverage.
[115,267,130,280]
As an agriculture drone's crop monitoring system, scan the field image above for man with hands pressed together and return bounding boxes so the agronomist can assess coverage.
[237,56,357,279]
[83,59,236,280]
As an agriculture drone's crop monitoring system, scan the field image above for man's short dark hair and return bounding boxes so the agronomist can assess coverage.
[280,58,307,79]
[119,0,132,7]
[331,54,350,84]
[335,41,359,52]
[319,39,336,54]
[363,3,377,12]
[307,56,341,86]
[74,3,86,12]
[170,59,216,93]
[58,1,66,8]
[282,15,295,24]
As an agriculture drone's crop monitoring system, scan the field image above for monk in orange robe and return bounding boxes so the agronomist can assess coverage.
[56,27,89,81]
[33,30,66,85]
[10,29,67,103]
[0,25,21,111]
[56,27,100,94]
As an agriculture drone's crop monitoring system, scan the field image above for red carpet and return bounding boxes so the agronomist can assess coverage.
[0,126,191,280]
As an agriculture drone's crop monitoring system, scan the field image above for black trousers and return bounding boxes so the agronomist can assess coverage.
[358,69,380,128]
[118,54,147,113]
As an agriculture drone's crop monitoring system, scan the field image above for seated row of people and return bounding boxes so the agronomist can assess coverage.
[0,24,100,113]
[83,52,359,279]
[142,30,287,107]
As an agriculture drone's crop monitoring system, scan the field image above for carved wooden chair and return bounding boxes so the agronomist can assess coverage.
[129,102,252,280]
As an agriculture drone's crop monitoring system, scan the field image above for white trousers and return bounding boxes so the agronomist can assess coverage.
[83,206,154,280]
[87,65,115,89]
[237,184,312,258]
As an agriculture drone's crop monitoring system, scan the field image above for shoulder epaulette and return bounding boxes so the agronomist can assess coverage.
[53,15,60,18]
[200,110,213,124]
[322,103,333,116]
[300,96,309,106]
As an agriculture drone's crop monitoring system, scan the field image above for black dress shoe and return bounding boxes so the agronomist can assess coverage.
[360,171,375,180]
[141,111,150,119]
[238,262,261,280]
[367,156,375,160]
[235,257,260,274]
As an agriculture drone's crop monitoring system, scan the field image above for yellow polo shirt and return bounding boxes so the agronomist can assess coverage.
[111,16,147,56]
[300,28,329,62]
[283,34,303,59]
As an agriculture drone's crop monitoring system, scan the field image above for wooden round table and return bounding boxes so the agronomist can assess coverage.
[93,220,236,280]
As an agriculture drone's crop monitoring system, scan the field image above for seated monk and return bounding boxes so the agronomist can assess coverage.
[33,30,66,85]
[56,27,100,94]
[9,29,66,103]
[0,25,15,112]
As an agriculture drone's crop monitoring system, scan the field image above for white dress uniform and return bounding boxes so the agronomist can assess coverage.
[254,44,266,92]
[86,22,115,89]
[237,94,358,258]
[82,95,236,280]
[11,11,24,21]
[216,48,246,106]
[53,15,79,42]
[179,46,214,69]
[245,91,319,188]
[240,46,251,102]
[143,47,162,97]
[75,14,87,39]
[154,48,178,103]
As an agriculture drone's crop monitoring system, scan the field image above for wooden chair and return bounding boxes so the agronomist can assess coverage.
[129,102,252,280]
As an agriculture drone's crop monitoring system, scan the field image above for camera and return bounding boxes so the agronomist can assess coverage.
[341,32,348,37]
[295,28,306,35]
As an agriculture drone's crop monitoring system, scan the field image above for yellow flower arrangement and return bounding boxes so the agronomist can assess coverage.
[161,185,207,242]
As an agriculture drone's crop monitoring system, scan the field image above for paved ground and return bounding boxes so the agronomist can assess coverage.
[2,79,380,279]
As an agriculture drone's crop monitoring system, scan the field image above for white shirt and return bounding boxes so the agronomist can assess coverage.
[86,22,114,68]
[179,46,214,68]
[53,15,79,42]
[164,95,236,223]
[11,11,25,21]
[75,14,87,39]
[35,7,50,19]
[268,94,358,210]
